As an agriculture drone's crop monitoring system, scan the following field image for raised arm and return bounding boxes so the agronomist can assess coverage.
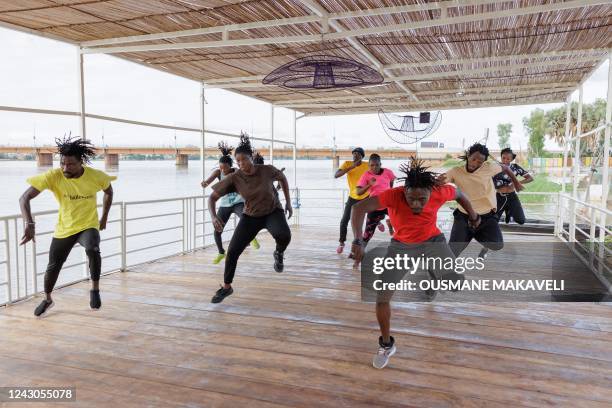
[201,169,221,188]
[500,165,524,191]
[334,163,355,178]
[19,186,41,245]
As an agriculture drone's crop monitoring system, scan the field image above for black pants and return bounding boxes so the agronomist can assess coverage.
[363,209,388,244]
[224,208,291,284]
[214,203,245,254]
[449,209,504,256]
[496,192,526,225]
[44,228,101,294]
[339,196,363,243]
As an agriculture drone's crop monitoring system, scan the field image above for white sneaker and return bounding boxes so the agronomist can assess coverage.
[373,336,396,369]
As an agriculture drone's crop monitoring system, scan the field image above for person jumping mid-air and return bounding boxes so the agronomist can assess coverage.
[20,137,116,317]
[208,133,292,303]
[335,147,369,256]
[201,141,260,264]
[351,159,479,369]
[493,147,533,225]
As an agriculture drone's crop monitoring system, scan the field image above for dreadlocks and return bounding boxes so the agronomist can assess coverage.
[253,151,264,165]
[55,136,96,164]
[398,158,439,190]
[218,141,234,166]
[235,132,254,157]
[459,143,489,161]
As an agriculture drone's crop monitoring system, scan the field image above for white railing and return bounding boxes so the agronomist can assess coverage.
[556,193,612,282]
[1,188,608,307]
[0,195,238,307]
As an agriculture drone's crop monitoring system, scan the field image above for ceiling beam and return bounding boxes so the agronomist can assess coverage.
[305,98,566,117]
[281,87,574,109]
[205,55,597,89]
[81,0,608,54]
[383,48,611,70]
[81,15,322,47]
[79,0,501,48]
[390,56,601,82]
[276,83,577,105]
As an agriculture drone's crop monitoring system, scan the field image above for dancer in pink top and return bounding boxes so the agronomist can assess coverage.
[354,154,396,253]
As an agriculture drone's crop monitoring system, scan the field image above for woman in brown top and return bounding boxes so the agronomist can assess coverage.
[209,133,293,303]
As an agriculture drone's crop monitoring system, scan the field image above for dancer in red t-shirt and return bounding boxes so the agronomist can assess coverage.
[351,160,480,369]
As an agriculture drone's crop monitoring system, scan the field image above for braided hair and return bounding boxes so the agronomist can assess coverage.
[218,141,234,166]
[397,158,439,190]
[253,151,265,165]
[55,135,96,164]
[235,132,254,157]
[459,143,489,161]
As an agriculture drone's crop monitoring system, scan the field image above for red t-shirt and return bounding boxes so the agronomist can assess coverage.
[378,185,456,243]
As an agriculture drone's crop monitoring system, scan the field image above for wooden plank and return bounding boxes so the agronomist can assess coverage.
[1,226,611,407]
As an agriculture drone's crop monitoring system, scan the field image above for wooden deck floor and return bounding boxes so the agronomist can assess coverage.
[1,226,612,407]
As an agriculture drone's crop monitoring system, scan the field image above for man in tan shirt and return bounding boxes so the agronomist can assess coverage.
[442,143,523,258]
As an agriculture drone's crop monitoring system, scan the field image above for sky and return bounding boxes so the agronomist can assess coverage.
[0,26,608,153]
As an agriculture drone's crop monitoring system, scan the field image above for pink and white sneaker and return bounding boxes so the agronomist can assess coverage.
[336,243,345,254]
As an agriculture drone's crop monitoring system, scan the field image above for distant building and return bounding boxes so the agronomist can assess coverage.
[420,141,445,148]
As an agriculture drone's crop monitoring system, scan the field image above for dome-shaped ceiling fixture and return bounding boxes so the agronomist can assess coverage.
[378,110,442,145]
[262,55,384,90]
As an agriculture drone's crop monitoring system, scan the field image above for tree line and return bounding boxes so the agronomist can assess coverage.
[497,98,607,158]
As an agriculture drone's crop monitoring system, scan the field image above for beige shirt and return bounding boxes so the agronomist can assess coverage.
[445,161,502,215]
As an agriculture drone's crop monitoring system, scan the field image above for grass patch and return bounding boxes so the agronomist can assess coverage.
[519,173,562,203]
[442,158,462,167]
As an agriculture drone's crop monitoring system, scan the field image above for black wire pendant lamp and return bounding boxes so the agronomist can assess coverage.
[262,54,384,90]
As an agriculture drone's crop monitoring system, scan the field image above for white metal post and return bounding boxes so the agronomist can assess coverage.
[570,85,583,241]
[269,105,274,165]
[556,95,572,236]
[200,83,206,248]
[600,54,612,242]
[76,48,87,140]
[121,203,126,271]
[561,95,572,193]
[292,110,297,188]
[4,220,11,304]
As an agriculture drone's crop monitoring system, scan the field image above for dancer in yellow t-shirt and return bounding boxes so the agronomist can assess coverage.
[334,147,369,255]
[19,137,116,317]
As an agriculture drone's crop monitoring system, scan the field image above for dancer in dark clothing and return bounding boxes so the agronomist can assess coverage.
[493,148,533,225]
[208,133,292,303]
[201,142,259,264]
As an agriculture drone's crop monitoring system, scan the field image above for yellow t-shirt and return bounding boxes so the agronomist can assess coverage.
[340,161,370,200]
[27,167,117,238]
[445,161,502,215]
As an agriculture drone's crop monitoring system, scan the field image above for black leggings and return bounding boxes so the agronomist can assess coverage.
[449,210,504,256]
[44,228,101,294]
[496,192,526,225]
[214,203,245,254]
[224,208,291,284]
[363,209,388,244]
[339,196,362,243]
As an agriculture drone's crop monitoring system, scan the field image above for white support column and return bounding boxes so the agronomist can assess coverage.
[561,95,572,193]
[574,85,583,200]
[200,83,206,247]
[600,54,612,242]
[269,105,274,165]
[76,48,87,140]
[570,85,583,241]
[557,95,572,237]
[292,110,297,189]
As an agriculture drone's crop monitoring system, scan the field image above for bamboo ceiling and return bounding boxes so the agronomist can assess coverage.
[1,0,611,115]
